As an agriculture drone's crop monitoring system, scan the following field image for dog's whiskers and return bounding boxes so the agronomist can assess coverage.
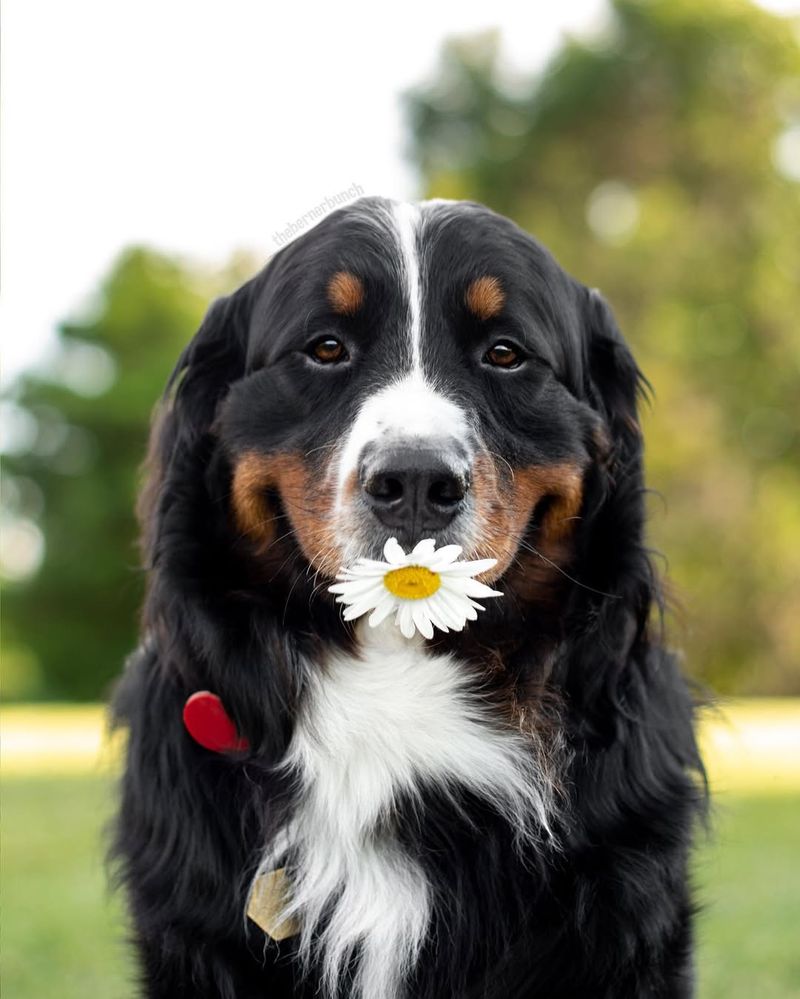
[485,449,515,481]
[516,537,619,600]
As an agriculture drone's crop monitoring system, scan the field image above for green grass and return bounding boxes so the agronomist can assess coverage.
[2,776,799,997]
[696,792,800,998]
[1,775,134,998]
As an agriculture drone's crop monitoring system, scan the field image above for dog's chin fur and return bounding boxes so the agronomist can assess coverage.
[111,196,706,999]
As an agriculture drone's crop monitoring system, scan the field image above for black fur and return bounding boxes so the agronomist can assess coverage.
[111,197,706,998]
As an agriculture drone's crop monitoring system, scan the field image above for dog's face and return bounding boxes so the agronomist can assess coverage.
[165,197,639,601]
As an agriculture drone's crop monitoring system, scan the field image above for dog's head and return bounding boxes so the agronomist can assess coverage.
[143,197,644,626]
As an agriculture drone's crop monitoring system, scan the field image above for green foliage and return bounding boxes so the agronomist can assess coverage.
[1,248,256,700]
[405,0,800,693]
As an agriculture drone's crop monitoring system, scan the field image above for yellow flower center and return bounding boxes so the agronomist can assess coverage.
[383,565,441,600]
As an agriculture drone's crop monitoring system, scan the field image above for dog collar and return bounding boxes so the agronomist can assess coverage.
[182,691,250,753]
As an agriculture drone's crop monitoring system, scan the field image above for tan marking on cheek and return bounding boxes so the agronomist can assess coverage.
[327,271,365,316]
[231,451,341,573]
[231,452,277,544]
[465,276,505,321]
[514,465,584,544]
[470,453,584,594]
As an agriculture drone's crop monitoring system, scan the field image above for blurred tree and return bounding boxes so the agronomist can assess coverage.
[2,0,798,700]
[1,248,257,700]
[405,0,800,693]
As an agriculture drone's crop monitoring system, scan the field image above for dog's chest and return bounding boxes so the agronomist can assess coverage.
[269,623,549,999]
[288,624,500,824]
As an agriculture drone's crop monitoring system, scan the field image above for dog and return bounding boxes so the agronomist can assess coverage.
[111,196,706,998]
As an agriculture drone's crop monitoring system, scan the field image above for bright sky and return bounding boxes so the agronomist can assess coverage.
[1,0,796,386]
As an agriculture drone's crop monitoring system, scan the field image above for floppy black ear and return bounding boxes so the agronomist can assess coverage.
[138,289,250,569]
[131,279,298,762]
[584,287,647,479]
[568,288,656,688]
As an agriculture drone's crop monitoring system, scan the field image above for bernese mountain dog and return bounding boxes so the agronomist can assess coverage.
[111,197,706,998]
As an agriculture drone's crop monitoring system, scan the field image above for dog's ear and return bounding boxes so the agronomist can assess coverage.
[138,289,250,568]
[570,287,657,684]
[136,281,300,759]
[584,288,647,480]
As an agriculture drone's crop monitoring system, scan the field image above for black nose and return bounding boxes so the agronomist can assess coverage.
[361,446,469,534]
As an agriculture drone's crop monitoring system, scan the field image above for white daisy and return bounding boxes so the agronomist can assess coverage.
[328,537,503,640]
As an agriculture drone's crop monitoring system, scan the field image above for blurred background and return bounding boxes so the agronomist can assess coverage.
[1,0,798,996]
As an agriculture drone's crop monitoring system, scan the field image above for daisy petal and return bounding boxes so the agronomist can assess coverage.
[337,562,391,577]
[428,544,464,569]
[328,578,382,597]
[434,587,473,627]
[436,575,472,595]
[428,591,462,628]
[459,579,504,599]
[410,538,437,562]
[383,537,406,565]
[411,601,434,639]
[338,591,384,614]
[436,590,470,631]
[343,603,372,621]
[368,594,397,627]
[424,596,452,632]
[434,600,467,630]
[440,575,503,599]
[438,558,498,577]
[333,571,382,584]
[397,602,416,639]
[343,588,386,613]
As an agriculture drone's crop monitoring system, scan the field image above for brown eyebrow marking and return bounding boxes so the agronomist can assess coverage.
[465,275,505,320]
[327,271,365,316]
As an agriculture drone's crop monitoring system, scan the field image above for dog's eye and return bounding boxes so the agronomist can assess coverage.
[309,337,348,364]
[484,341,523,369]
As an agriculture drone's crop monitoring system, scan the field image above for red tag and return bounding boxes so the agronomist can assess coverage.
[183,691,250,754]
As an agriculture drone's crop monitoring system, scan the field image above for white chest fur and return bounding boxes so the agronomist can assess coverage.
[261,621,555,999]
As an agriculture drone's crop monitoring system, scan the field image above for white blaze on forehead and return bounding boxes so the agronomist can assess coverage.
[336,374,472,493]
[391,201,423,371]
[333,200,473,506]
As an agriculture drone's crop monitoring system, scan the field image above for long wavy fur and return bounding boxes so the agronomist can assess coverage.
[110,225,706,999]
